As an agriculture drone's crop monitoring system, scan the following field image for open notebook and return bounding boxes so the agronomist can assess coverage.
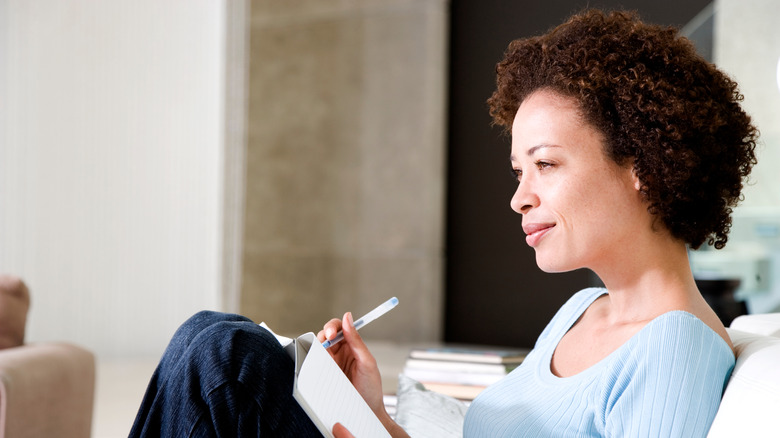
[260,323,391,438]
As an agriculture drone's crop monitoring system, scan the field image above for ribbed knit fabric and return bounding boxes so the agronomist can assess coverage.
[463,288,735,438]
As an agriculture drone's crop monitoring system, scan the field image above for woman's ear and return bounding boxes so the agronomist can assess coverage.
[631,166,642,191]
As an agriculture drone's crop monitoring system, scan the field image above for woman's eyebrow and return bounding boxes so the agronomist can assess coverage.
[510,144,562,162]
[527,144,561,156]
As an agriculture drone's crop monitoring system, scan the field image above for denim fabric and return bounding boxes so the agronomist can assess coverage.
[129,311,322,437]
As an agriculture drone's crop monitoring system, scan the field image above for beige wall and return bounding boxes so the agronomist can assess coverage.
[241,0,449,341]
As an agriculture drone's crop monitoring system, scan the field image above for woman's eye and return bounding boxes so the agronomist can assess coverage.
[510,162,552,181]
[536,161,553,170]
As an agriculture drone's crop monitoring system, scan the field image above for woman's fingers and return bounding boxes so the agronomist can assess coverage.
[317,318,343,343]
[333,422,355,438]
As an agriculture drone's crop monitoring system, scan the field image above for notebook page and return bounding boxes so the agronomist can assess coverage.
[295,333,391,437]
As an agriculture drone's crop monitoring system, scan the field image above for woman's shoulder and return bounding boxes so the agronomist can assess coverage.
[596,311,736,437]
[628,310,735,368]
[592,310,735,409]
[644,294,735,355]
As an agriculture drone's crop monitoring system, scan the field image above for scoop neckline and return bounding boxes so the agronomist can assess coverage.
[538,289,733,383]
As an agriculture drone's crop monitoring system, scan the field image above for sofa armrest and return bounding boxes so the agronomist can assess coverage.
[0,275,30,350]
[708,329,780,437]
[0,342,95,438]
[730,313,780,337]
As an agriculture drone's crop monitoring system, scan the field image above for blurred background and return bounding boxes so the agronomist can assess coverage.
[1,0,779,434]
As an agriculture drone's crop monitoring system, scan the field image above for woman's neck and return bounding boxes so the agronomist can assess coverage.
[592,235,700,324]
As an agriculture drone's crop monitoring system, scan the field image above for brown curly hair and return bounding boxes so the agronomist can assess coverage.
[488,9,758,249]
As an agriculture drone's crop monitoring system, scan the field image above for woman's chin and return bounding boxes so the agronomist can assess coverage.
[534,255,576,274]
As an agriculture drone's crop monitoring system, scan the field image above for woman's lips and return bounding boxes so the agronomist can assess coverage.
[523,223,555,247]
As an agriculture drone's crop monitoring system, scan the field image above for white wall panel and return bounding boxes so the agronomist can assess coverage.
[0,0,226,358]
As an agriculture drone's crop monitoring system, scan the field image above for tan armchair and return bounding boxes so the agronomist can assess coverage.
[0,275,95,438]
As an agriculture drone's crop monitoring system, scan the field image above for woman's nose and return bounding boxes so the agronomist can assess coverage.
[510,180,538,214]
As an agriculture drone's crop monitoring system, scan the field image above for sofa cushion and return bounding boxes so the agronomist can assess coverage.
[707,329,780,437]
[394,374,466,438]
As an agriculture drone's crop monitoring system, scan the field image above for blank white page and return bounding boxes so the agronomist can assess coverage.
[294,334,391,438]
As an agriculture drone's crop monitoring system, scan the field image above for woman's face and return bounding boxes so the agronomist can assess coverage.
[510,90,647,273]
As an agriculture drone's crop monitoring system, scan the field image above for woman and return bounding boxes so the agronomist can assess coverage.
[130,9,758,438]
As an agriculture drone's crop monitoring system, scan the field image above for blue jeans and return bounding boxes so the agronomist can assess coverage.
[129,311,321,437]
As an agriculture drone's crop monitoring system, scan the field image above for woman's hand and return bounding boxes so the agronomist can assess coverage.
[318,314,412,438]
[317,312,386,415]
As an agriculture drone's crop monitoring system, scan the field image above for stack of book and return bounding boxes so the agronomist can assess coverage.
[402,346,528,401]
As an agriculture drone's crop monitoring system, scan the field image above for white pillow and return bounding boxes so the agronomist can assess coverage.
[394,374,467,438]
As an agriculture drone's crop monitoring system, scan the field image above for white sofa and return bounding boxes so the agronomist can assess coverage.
[708,313,780,437]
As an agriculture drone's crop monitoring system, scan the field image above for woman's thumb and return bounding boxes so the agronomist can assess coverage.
[342,312,371,358]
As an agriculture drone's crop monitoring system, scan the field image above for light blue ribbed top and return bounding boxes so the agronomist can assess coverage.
[463,288,734,437]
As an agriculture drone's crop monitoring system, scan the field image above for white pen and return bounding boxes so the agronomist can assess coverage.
[322,296,399,349]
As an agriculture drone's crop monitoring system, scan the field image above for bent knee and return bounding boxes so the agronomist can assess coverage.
[173,311,253,346]
[193,320,286,362]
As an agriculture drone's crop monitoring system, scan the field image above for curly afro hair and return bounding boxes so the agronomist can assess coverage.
[488,9,758,249]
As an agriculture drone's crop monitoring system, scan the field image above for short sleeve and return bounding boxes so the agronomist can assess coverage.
[601,312,734,438]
